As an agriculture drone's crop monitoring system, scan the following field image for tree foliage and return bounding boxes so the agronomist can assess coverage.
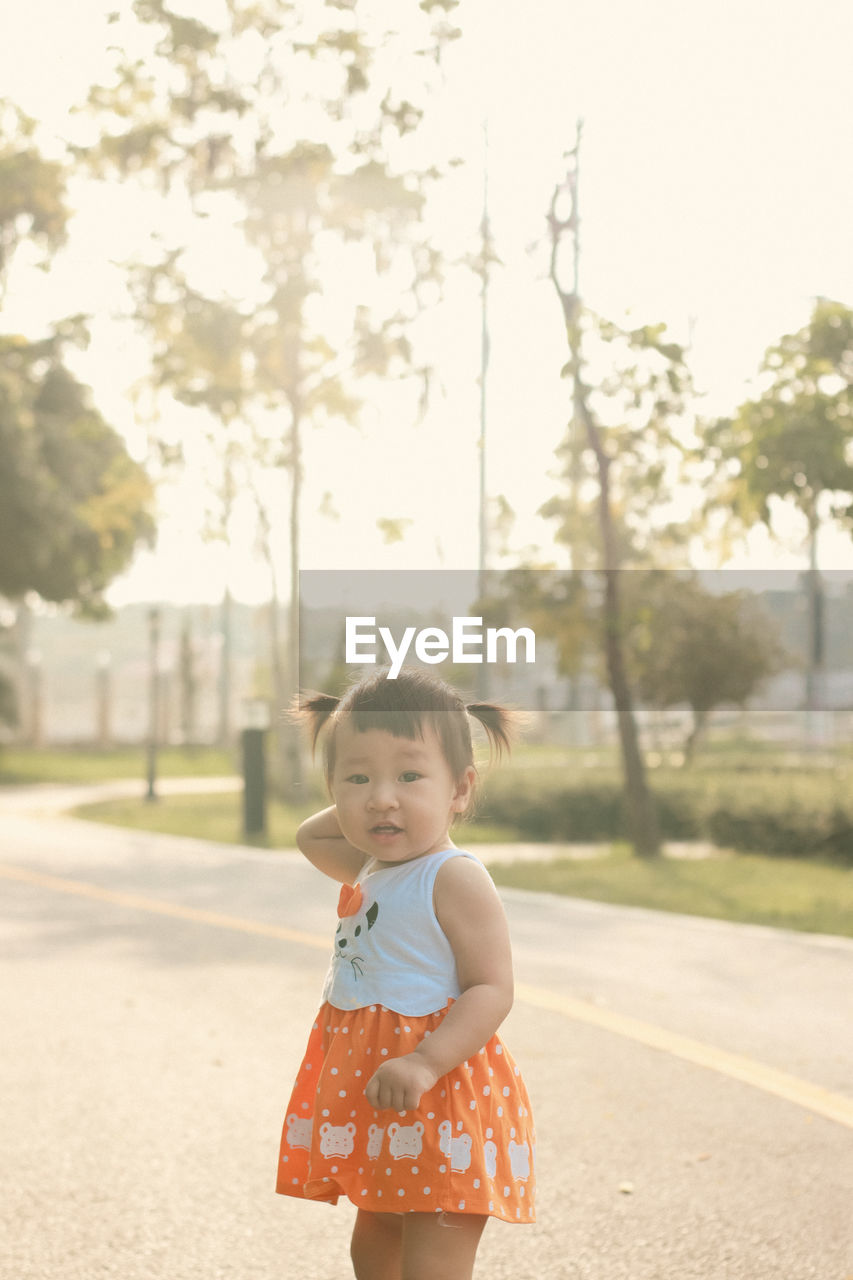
[702,298,853,716]
[541,313,698,570]
[477,567,591,683]
[0,330,155,615]
[82,0,457,448]
[0,97,156,626]
[704,298,853,545]
[0,101,68,289]
[625,574,789,763]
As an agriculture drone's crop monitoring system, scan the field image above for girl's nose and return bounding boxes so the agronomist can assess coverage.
[367,781,399,810]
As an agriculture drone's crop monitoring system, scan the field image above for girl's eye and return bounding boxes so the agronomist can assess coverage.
[346,774,369,785]
[400,771,421,783]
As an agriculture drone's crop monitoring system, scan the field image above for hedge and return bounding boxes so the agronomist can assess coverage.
[474,768,853,865]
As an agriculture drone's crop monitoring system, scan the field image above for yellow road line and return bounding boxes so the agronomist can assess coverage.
[514,981,853,1132]
[0,862,329,951]
[3,860,852,1132]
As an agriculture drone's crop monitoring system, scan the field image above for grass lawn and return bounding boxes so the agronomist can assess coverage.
[73,791,519,851]
[0,745,235,785]
[489,846,853,940]
[71,792,853,940]
[8,741,852,939]
[74,792,313,849]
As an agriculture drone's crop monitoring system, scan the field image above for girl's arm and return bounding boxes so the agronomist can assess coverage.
[365,856,514,1111]
[296,805,367,885]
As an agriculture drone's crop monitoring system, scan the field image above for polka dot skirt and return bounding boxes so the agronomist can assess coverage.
[276,1000,536,1223]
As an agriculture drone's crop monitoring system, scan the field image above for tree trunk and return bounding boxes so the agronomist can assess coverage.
[248,466,288,788]
[280,402,304,797]
[683,706,708,767]
[217,457,235,750]
[564,308,660,855]
[218,586,232,748]
[563,361,661,855]
[549,157,660,857]
[804,505,825,746]
[595,453,660,858]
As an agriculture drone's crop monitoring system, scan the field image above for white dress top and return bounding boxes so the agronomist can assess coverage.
[321,848,481,1017]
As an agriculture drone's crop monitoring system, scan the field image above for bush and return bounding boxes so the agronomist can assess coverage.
[474,766,853,865]
[706,800,853,863]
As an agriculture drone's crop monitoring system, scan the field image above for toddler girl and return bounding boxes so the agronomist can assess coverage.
[276,668,535,1280]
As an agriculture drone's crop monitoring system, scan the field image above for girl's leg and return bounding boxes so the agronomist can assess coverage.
[400,1212,488,1280]
[350,1210,403,1280]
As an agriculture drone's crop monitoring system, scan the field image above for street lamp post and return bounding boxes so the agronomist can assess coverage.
[146,607,160,802]
[96,650,112,749]
[25,648,43,748]
[242,697,270,839]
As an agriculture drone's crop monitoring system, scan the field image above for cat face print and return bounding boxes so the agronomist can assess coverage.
[334,900,379,979]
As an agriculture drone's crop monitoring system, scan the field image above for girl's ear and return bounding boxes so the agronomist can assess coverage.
[451,765,477,813]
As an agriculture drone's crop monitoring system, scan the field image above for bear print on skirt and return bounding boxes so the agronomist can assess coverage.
[276,999,535,1223]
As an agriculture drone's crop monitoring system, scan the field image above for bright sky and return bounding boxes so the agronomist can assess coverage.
[3,0,853,604]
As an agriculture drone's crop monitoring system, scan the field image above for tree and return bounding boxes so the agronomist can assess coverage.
[0,100,67,293]
[0,98,155,616]
[0,615,17,732]
[704,299,853,718]
[0,330,155,613]
[0,99,156,727]
[82,0,463,789]
[626,573,789,764]
[544,144,697,856]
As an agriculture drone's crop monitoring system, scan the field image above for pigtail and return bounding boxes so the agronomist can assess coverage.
[465,701,521,761]
[289,691,340,754]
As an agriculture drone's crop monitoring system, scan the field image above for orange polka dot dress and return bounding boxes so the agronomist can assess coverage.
[276,850,536,1223]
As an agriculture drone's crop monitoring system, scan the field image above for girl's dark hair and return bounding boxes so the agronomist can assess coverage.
[294,668,519,802]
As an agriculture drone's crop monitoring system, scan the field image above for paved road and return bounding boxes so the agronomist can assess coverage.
[1,787,852,1279]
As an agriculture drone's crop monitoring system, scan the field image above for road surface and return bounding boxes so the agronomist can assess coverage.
[1,786,851,1278]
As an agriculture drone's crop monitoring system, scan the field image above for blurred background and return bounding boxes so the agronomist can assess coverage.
[2,0,853,897]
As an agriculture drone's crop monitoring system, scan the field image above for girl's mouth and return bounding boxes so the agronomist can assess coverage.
[371,823,402,837]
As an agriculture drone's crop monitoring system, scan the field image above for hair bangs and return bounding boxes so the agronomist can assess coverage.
[348,701,430,743]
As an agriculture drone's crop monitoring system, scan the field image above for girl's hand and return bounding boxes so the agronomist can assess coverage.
[364,1052,439,1113]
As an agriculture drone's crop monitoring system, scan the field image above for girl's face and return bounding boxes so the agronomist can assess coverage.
[330,720,475,865]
